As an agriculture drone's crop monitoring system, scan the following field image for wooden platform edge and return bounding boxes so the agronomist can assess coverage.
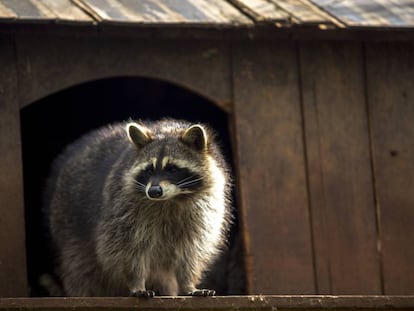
[1,296,414,310]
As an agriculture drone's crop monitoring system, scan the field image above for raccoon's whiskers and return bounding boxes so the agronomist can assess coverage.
[176,175,197,185]
[133,180,146,192]
[134,180,146,187]
[177,175,195,184]
[177,177,204,188]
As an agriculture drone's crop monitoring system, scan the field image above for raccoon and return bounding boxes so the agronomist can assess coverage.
[44,118,232,297]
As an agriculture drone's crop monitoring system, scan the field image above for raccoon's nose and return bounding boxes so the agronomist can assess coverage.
[147,185,163,199]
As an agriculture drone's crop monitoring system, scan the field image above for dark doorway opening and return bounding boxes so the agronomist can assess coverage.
[20,77,244,296]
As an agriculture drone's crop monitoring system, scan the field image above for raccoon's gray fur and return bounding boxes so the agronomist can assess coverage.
[44,118,232,297]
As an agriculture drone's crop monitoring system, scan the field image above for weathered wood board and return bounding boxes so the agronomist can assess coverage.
[73,0,252,25]
[1,296,414,311]
[311,0,414,28]
[0,36,28,297]
[232,40,315,294]
[299,42,381,294]
[1,0,414,29]
[365,42,414,295]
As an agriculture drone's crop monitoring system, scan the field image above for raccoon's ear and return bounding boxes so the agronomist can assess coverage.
[182,124,208,151]
[126,123,152,148]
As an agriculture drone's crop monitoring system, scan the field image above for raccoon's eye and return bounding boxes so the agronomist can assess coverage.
[164,164,179,174]
[141,165,153,177]
[135,165,153,185]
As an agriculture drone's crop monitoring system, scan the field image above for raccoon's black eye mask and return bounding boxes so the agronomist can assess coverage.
[138,165,153,181]
[163,163,178,174]
[165,166,204,191]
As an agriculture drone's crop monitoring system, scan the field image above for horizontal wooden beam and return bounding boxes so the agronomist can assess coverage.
[1,296,414,310]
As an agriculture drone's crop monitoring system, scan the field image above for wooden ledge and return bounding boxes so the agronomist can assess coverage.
[1,296,414,310]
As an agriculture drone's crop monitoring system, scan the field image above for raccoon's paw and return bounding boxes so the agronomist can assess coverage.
[130,290,156,298]
[187,289,216,297]
[39,274,64,296]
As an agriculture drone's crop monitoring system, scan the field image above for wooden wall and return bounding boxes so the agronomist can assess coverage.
[232,40,414,295]
[0,34,413,296]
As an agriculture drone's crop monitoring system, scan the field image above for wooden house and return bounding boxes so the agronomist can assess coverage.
[1,0,414,308]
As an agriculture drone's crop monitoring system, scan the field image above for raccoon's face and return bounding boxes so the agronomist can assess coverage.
[127,122,208,201]
[134,156,204,201]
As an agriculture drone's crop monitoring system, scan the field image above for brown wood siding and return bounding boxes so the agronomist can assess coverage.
[0,36,28,297]
[365,42,414,295]
[232,40,315,294]
[299,42,381,294]
[1,35,414,297]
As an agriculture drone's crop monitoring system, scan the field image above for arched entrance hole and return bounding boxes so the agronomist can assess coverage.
[20,77,244,296]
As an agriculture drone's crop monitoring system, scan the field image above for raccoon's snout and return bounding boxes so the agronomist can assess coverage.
[145,181,180,201]
[147,185,163,199]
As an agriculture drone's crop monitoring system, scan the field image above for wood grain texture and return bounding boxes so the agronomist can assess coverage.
[365,42,414,295]
[73,0,251,25]
[1,296,414,310]
[232,40,315,294]
[40,0,93,23]
[0,36,28,297]
[299,42,381,294]
[270,0,330,24]
[228,0,288,22]
[1,0,414,29]
[311,0,414,28]
[0,1,16,19]
[0,0,93,23]
[0,0,57,21]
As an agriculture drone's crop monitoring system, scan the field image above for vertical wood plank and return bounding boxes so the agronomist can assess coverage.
[232,40,315,294]
[366,42,414,295]
[0,35,28,296]
[300,42,381,294]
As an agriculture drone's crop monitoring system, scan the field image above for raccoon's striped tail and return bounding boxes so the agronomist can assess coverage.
[39,274,65,296]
